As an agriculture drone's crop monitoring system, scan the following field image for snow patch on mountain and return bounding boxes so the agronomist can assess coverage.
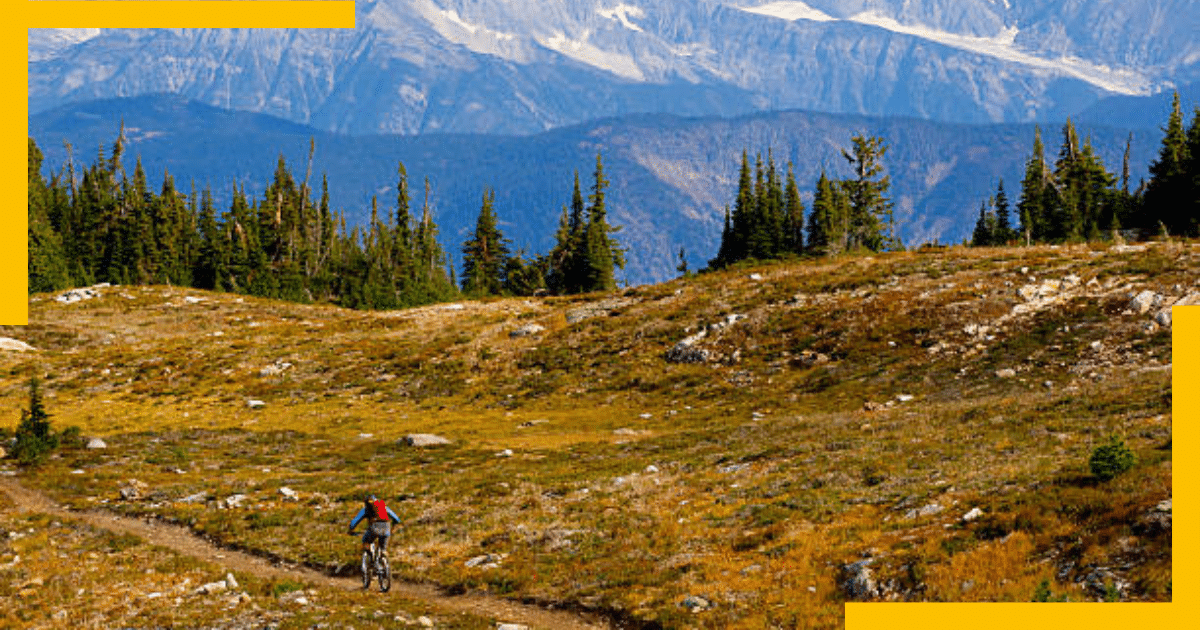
[740,1,834,23]
[599,4,647,32]
[28,28,102,62]
[736,2,1151,96]
[540,31,646,81]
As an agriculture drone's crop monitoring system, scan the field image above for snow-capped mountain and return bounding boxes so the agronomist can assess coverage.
[27,1,1199,135]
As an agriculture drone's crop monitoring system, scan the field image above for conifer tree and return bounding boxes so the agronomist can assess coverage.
[583,153,624,292]
[27,138,70,293]
[1018,126,1050,245]
[461,187,510,297]
[1144,92,1189,236]
[783,162,805,254]
[840,135,895,252]
[994,179,1013,244]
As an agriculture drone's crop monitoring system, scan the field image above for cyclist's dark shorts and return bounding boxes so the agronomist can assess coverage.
[362,521,391,549]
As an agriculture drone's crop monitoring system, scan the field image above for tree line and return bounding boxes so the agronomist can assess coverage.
[28,128,624,307]
[973,92,1200,246]
[707,133,899,270]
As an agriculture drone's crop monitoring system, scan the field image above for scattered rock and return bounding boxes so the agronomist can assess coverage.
[863,401,886,412]
[417,617,434,628]
[517,419,548,428]
[225,573,239,590]
[183,296,205,304]
[748,273,764,281]
[246,400,266,409]
[1129,290,1160,315]
[496,449,514,458]
[665,331,710,364]
[497,624,530,630]
[1155,309,1172,328]
[219,494,248,509]
[259,361,293,377]
[196,580,227,595]
[840,559,879,600]
[56,286,104,304]
[680,594,712,612]
[278,487,300,501]
[465,553,506,569]
[995,368,1016,379]
[796,351,830,367]
[1136,498,1172,535]
[895,394,914,403]
[178,492,209,504]
[510,323,545,338]
[85,438,107,449]
[904,503,944,520]
[645,465,659,474]
[119,479,148,501]
[0,338,36,353]
[401,434,452,447]
[961,507,984,523]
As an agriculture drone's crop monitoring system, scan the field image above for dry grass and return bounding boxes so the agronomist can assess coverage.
[0,243,1181,627]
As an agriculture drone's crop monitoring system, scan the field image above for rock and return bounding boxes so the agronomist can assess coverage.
[86,438,107,449]
[465,553,505,569]
[1155,309,1172,327]
[225,573,239,590]
[645,465,659,473]
[748,273,764,281]
[219,494,248,509]
[56,287,102,304]
[119,479,148,501]
[179,492,208,504]
[1129,290,1159,314]
[196,580,227,595]
[1137,499,1172,535]
[510,323,545,338]
[840,559,879,600]
[0,446,6,459]
[0,338,36,353]
[863,401,885,412]
[259,362,293,377]
[278,487,300,501]
[904,503,944,520]
[418,617,434,628]
[183,296,204,304]
[961,507,984,523]
[496,449,514,458]
[246,400,266,409]
[497,624,530,630]
[680,595,712,612]
[665,331,710,364]
[995,368,1016,379]
[401,434,452,447]
[895,394,914,403]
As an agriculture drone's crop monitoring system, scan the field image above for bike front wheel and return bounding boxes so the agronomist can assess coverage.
[377,555,391,592]
[361,550,373,589]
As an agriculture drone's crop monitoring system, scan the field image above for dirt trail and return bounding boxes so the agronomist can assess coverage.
[0,476,610,630]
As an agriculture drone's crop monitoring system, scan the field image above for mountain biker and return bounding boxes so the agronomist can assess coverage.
[347,494,402,557]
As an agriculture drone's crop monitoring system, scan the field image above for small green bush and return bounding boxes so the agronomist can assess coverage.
[1089,435,1136,482]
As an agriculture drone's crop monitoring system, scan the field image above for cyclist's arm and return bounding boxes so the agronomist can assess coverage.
[348,507,367,532]
[385,506,401,525]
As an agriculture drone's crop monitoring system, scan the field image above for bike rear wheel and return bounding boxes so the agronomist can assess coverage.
[378,555,391,592]
[361,548,373,589]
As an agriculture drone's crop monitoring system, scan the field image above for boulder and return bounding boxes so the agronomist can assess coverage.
[840,559,879,600]
[278,487,300,501]
[510,323,545,338]
[497,624,530,630]
[961,507,984,523]
[86,438,107,450]
[246,400,266,409]
[680,594,712,612]
[0,338,36,353]
[401,434,452,447]
[904,503,944,520]
[995,368,1016,379]
[1129,290,1159,314]
[665,331,710,364]
[119,479,148,501]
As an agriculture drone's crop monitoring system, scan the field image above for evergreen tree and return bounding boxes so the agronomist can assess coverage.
[10,375,58,466]
[1144,92,1190,237]
[783,162,805,254]
[994,179,1013,244]
[28,138,70,293]
[840,135,895,252]
[971,201,997,247]
[807,170,840,255]
[1018,126,1050,245]
[582,153,624,292]
[461,187,510,297]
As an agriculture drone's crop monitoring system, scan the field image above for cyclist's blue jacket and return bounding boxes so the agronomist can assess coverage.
[349,503,401,530]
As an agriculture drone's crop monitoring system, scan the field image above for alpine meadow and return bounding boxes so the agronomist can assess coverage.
[8,1,1196,628]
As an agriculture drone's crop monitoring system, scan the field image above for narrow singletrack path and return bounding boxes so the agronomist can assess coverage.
[0,476,610,630]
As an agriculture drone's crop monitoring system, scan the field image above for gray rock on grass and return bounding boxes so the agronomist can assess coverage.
[401,434,452,447]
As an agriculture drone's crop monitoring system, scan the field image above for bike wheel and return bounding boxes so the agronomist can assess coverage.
[378,555,391,593]
[361,549,372,589]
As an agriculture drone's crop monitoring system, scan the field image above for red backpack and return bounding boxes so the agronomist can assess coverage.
[371,499,388,521]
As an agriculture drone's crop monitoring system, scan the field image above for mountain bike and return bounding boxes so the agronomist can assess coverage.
[360,538,391,592]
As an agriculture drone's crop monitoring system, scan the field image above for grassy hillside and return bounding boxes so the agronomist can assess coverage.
[0,243,1179,628]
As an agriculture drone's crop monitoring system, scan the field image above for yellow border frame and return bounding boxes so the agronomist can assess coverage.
[7,3,1183,630]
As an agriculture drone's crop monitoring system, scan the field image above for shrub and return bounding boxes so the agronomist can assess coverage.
[1089,435,1136,482]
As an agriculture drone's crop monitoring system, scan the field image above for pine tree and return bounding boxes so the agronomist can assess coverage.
[11,375,58,466]
[583,153,624,292]
[971,201,996,247]
[783,162,805,254]
[994,179,1013,244]
[808,170,847,255]
[28,138,70,293]
[1018,126,1049,245]
[840,135,895,252]
[728,150,754,264]
[461,187,510,297]
[1183,107,1200,237]
[1144,92,1189,237]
